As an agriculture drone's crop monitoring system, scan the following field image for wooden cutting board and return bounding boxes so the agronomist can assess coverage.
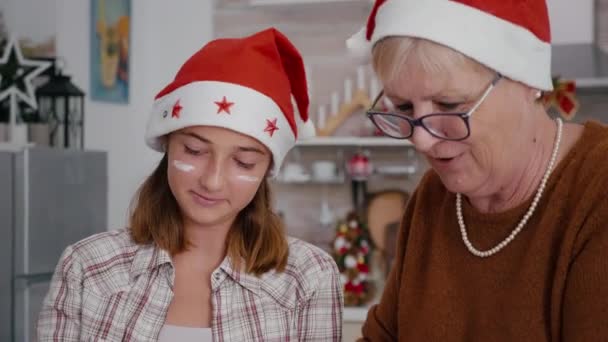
[366,190,409,252]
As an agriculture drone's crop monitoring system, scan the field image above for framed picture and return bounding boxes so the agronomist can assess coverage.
[90,0,130,103]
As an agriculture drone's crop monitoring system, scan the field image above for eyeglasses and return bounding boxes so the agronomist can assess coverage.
[366,73,502,141]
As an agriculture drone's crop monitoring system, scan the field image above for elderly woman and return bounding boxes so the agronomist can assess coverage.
[347,0,608,340]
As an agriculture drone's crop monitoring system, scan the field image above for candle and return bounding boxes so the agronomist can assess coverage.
[305,64,312,98]
[317,105,327,129]
[370,76,380,100]
[330,91,340,115]
[357,66,365,90]
[344,78,353,103]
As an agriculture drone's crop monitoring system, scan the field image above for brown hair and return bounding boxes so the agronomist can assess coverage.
[129,154,288,275]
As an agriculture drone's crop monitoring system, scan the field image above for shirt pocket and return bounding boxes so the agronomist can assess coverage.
[81,289,128,341]
[259,297,299,340]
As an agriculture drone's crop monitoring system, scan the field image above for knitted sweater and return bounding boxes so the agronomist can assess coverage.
[361,121,608,341]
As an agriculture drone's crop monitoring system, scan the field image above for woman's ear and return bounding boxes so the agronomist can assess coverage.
[530,87,544,103]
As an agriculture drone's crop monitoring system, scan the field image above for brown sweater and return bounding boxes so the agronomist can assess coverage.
[361,121,608,341]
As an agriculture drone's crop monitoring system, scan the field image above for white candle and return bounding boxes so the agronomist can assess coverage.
[305,64,312,98]
[317,105,327,129]
[330,91,340,115]
[370,76,380,100]
[357,66,365,90]
[344,78,353,103]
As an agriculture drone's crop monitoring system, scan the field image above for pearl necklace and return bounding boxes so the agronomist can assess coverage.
[456,118,563,257]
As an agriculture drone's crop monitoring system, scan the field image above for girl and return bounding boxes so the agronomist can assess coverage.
[38,28,343,341]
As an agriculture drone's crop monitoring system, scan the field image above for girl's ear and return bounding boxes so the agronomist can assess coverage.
[265,159,275,179]
[160,135,169,151]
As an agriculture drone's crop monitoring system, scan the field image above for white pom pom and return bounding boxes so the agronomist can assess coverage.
[293,96,317,140]
[358,273,368,281]
[297,118,316,140]
[340,274,348,285]
[334,237,346,250]
[346,27,372,64]
[345,255,357,269]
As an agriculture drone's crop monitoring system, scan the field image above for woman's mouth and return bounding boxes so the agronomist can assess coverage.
[430,153,462,169]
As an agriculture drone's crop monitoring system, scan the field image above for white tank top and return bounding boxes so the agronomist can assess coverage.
[157,325,213,342]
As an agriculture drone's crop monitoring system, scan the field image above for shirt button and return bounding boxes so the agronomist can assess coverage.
[213,272,220,280]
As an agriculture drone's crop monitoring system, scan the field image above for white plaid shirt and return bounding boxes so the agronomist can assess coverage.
[37,229,343,341]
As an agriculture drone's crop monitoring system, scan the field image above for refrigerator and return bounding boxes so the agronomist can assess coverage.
[0,146,107,342]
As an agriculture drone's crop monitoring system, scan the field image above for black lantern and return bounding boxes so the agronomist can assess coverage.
[36,66,85,148]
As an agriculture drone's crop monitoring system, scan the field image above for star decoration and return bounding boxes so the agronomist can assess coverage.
[171,99,182,118]
[0,37,52,110]
[264,118,279,137]
[214,96,234,114]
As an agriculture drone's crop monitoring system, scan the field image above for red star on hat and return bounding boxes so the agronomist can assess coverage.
[215,96,234,114]
[264,118,279,137]
[171,99,182,118]
[147,28,317,176]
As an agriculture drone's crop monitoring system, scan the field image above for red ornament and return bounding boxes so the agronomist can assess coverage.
[264,118,279,137]
[347,153,373,180]
[215,96,234,114]
[357,263,369,273]
[344,279,366,296]
[345,281,356,293]
[352,282,364,294]
[541,77,579,120]
[171,99,182,118]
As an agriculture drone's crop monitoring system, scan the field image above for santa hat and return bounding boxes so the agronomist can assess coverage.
[347,0,553,91]
[145,28,315,176]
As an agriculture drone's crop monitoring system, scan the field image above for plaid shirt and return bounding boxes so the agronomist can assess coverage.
[37,229,343,341]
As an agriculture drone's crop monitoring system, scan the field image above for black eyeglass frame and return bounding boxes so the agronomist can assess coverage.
[365,73,503,141]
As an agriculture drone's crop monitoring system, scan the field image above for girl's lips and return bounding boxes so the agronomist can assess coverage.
[190,191,224,207]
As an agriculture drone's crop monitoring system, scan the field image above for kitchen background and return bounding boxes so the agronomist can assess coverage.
[1,0,607,341]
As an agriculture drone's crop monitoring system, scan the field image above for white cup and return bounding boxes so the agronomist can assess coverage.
[312,160,336,181]
[282,163,306,181]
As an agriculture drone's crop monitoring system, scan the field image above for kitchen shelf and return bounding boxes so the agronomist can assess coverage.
[274,175,346,185]
[274,169,417,185]
[296,137,412,147]
[0,142,34,151]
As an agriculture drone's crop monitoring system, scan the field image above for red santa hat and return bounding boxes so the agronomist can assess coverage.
[347,0,553,90]
[145,28,315,175]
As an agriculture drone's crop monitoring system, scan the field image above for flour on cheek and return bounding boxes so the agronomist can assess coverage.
[235,175,260,182]
[173,160,196,173]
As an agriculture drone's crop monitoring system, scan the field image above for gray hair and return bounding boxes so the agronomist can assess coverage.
[372,37,492,86]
